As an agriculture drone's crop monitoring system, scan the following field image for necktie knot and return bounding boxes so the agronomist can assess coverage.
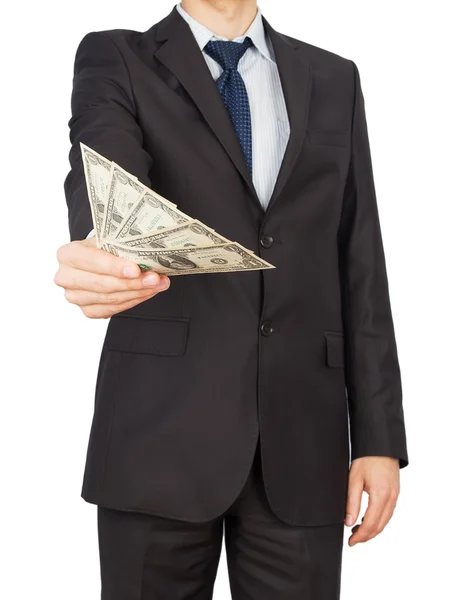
[204,37,253,72]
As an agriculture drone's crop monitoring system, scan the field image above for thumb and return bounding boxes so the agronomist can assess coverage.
[345,472,363,527]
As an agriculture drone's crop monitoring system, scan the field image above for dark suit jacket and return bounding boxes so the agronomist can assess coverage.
[64,6,408,525]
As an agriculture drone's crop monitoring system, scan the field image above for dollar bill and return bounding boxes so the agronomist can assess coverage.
[101,165,149,239]
[80,143,113,245]
[104,242,275,275]
[82,145,277,274]
[114,191,191,240]
[114,220,230,249]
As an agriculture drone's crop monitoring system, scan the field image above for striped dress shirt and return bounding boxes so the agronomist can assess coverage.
[176,3,290,210]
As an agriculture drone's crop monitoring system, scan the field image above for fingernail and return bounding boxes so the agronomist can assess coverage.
[345,514,353,526]
[142,272,160,287]
[123,265,139,278]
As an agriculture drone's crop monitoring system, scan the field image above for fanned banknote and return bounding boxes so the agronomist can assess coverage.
[114,220,230,249]
[104,242,274,276]
[101,164,148,240]
[80,143,275,275]
[80,144,113,245]
[115,191,191,240]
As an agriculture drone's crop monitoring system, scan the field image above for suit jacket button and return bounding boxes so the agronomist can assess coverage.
[260,234,274,248]
[261,321,275,336]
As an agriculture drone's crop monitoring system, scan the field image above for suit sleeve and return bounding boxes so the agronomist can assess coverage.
[63,31,153,241]
[338,62,408,467]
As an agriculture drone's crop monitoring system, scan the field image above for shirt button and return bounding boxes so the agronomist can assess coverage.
[261,321,275,337]
[260,234,274,248]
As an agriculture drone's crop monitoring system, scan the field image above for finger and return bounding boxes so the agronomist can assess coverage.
[81,294,161,319]
[349,493,386,546]
[57,241,142,279]
[82,236,98,247]
[345,474,364,527]
[65,286,161,308]
[55,265,168,293]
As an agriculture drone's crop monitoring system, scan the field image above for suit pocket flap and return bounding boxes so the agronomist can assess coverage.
[324,332,345,368]
[104,316,189,357]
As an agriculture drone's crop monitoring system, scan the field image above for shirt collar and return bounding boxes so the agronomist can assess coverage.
[175,3,275,63]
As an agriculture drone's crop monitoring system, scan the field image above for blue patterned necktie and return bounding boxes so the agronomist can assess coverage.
[204,37,254,174]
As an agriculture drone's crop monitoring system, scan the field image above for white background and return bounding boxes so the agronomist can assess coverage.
[1,0,457,598]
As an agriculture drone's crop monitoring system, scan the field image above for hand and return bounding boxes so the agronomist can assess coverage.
[345,456,400,546]
[54,236,170,318]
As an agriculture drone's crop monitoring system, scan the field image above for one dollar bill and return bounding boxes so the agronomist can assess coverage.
[103,242,275,275]
[114,191,191,240]
[80,143,113,245]
[102,165,149,239]
[114,220,230,249]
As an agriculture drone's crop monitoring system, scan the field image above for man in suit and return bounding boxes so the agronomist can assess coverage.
[54,1,408,598]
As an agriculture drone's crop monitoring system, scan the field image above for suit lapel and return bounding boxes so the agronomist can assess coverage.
[154,8,259,203]
[262,17,313,211]
[152,8,312,213]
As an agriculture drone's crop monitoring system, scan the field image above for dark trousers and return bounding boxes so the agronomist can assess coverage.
[97,443,344,599]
